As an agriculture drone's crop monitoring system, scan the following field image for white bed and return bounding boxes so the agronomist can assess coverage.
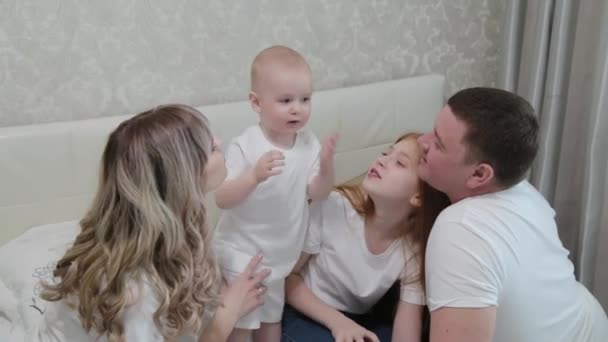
[0,74,445,340]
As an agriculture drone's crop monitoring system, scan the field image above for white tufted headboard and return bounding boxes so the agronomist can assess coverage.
[0,74,445,246]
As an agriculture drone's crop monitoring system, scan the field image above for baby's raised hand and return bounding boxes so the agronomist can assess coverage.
[253,150,285,183]
[320,133,338,173]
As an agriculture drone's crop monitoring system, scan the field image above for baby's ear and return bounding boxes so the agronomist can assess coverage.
[409,192,422,207]
[249,91,262,113]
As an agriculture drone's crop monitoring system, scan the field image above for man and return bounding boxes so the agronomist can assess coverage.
[417,87,608,342]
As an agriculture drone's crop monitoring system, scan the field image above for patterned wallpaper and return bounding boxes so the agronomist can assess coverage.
[0,0,504,127]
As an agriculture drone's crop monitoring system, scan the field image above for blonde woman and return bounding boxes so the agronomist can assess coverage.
[36,104,270,341]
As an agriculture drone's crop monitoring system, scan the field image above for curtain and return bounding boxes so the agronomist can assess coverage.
[498,0,608,310]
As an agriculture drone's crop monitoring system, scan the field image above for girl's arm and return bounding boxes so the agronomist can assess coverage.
[291,252,312,274]
[392,301,424,342]
[285,253,379,342]
[287,253,342,333]
[285,272,345,329]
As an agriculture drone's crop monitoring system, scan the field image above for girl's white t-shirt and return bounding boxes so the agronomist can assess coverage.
[300,191,425,315]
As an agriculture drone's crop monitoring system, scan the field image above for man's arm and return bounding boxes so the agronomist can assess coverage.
[430,307,496,342]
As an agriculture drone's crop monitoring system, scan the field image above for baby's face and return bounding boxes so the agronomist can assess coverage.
[254,65,312,136]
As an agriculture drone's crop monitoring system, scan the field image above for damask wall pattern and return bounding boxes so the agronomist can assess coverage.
[0,0,504,127]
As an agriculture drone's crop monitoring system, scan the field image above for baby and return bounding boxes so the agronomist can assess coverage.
[213,46,337,342]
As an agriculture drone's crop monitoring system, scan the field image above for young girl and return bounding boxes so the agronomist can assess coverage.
[282,133,450,342]
[36,104,270,341]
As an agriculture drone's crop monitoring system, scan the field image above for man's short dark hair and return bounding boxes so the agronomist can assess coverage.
[448,87,539,188]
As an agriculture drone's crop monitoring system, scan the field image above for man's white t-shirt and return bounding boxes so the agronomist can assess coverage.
[426,181,608,341]
[214,125,320,281]
[301,191,426,314]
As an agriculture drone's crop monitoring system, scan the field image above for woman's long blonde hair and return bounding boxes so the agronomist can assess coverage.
[42,104,221,341]
[335,133,450,290]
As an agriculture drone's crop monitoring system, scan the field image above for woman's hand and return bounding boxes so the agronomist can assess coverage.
[199,254,270,342]
[221,253,271,319]
[329,314,380,342]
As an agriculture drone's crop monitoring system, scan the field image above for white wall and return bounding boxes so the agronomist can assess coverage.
[0,0,504,127]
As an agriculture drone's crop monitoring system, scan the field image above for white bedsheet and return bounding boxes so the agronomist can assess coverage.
[0,221,79,341]
[0,221,200,341]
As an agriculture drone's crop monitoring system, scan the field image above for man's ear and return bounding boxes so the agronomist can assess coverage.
[465,162,495,190]
[409,192,422,208]
[249,91,262,113]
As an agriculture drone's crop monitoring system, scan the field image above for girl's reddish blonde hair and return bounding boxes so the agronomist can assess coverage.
[335,132,450,290]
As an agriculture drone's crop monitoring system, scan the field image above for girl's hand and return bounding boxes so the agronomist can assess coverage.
[329,314,380,342]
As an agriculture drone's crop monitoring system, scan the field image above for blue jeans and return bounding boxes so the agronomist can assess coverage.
[281,305,393,342]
